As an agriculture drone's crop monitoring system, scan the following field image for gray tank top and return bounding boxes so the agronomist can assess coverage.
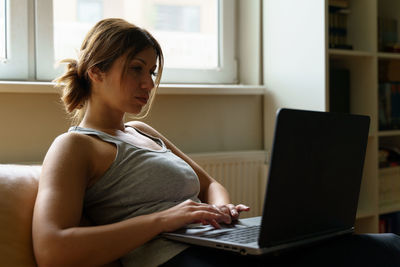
[69,126,200,266]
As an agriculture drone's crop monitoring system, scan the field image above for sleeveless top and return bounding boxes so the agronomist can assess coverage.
[68,126,201,267]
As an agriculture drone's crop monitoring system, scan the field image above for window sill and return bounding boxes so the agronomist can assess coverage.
[0,81,266,95]
[159,84,265,95]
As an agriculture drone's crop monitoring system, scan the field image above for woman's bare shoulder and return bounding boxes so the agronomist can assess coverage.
[42,131,97,175]
[51,131,97,153]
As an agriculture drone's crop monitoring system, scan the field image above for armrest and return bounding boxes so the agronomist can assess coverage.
[0,164,41,266]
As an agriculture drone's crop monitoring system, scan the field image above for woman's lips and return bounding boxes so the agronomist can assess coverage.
[136,96,149,105]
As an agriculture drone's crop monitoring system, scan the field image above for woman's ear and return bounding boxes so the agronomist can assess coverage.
[87,66,104,83]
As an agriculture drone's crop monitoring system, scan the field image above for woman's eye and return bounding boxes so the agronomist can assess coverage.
[130,66,142,72]
[151,71,158,77]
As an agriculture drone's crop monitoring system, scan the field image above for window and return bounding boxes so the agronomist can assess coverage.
[35,0,237,83]
[153,3,218,69]
[0,0,29,80]
[0,0,6,60]
[77,0,103,23]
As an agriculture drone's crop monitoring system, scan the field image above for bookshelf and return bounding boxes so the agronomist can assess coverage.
[263,0,400,233]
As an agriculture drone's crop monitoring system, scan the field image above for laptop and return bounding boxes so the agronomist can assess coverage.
[163,108,370,255]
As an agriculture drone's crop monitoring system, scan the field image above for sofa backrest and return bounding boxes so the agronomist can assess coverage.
[0,164,41,267]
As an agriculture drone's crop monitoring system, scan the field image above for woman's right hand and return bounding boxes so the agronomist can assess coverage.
[159,199,232,232]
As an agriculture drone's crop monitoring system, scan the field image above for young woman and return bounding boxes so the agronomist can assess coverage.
[32,18,249,267]
[33,18,400,267]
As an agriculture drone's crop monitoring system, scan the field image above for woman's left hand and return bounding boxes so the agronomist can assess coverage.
[213,204,250,222]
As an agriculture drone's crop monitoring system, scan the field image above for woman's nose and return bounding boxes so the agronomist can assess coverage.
[142,74,155,91]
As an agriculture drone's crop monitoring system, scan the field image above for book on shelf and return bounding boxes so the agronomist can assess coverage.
[328,0,352,50]
[378,17,400,53]
[380,212,400,234]
[379,82,400,130]
[379,60,400,82]
[379,146,400,168]
[329,0,349,9]
[379,166,400,215]
[329,68,349,113]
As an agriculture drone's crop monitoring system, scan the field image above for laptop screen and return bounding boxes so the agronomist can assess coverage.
[259,109,370,247]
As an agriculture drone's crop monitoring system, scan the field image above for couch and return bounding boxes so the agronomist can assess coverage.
[0,164,120,267]
[0,164,41,266]
[2,164,400,266]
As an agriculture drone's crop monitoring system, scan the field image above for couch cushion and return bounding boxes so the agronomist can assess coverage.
[0,164,41,267]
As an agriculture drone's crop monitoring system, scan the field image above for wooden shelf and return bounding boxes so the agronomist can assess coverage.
[377,52,400,60]
[380,204,400,215]
[329,49,374,58]
[378,130,400,137]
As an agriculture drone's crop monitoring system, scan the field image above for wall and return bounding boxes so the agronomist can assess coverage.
[0,89,263,163]
[0,93,66,163]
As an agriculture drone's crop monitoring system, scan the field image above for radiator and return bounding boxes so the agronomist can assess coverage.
[189,150,268,218]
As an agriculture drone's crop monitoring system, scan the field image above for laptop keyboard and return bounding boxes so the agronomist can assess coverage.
[204,225,260,244]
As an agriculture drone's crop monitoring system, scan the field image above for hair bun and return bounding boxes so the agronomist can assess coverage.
[67,59,78,71]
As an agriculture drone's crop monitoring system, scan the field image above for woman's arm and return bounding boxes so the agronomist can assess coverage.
[33,133,230,267]
[129,121,249,221]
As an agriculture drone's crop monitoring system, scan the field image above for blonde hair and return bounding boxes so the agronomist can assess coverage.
[54,18,164,124]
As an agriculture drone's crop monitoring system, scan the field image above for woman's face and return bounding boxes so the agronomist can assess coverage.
[98,47,158,115]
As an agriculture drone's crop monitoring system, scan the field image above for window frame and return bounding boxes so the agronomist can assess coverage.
[35,0,54,81]
[35,0,237,84]
[0,0,30,80]
[160,0,237,84]
[0,0,6,60]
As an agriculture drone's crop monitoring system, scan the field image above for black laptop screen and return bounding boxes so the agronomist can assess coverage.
[259,109,370,247]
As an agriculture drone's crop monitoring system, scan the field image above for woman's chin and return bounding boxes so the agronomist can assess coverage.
[125,105,146,116]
